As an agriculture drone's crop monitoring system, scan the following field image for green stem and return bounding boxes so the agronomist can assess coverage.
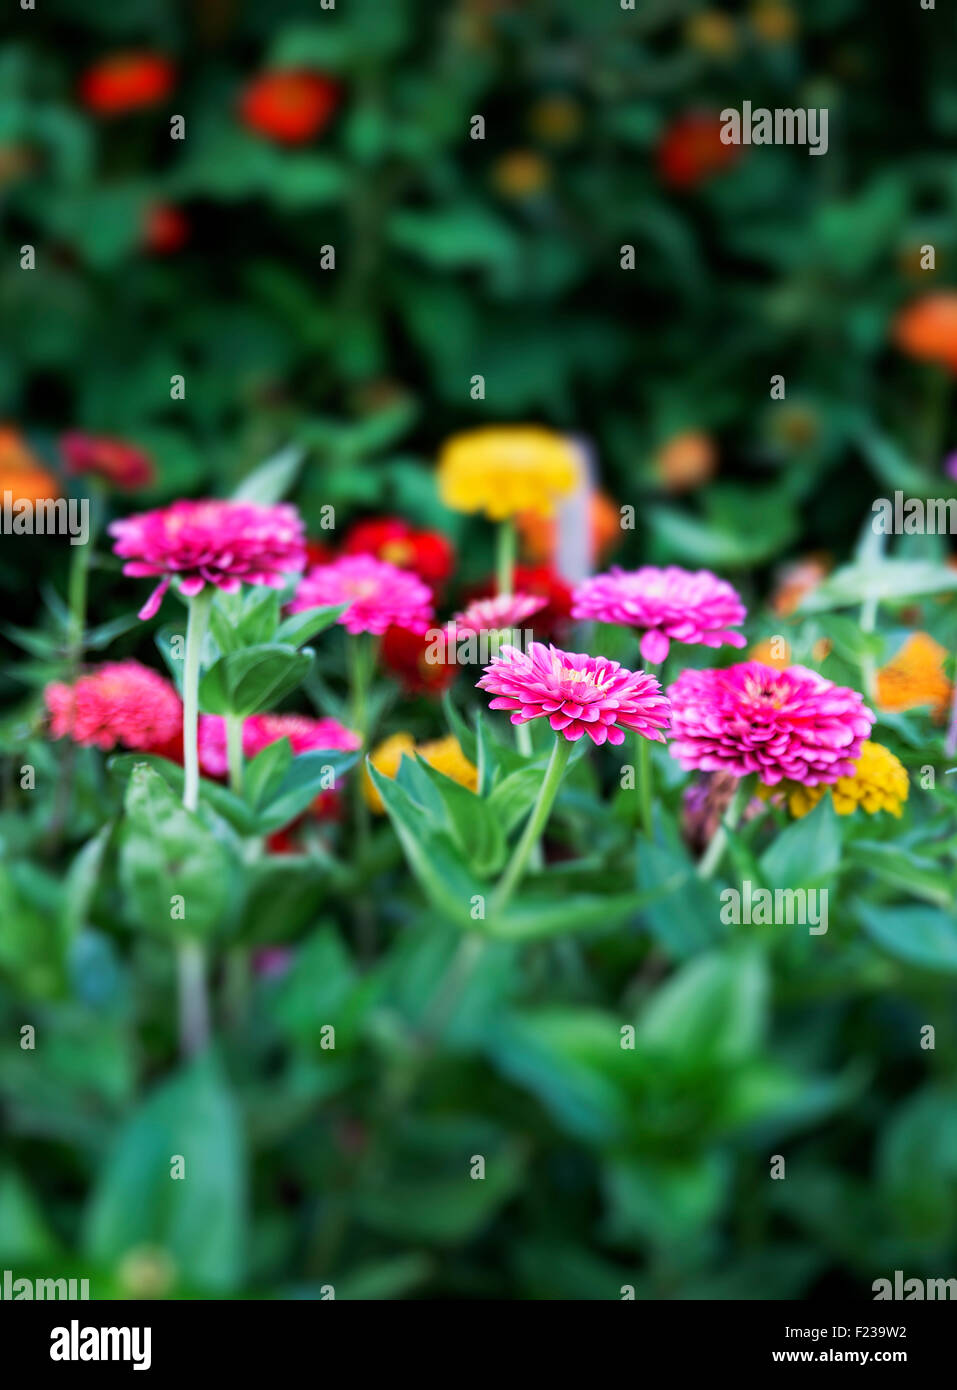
[696,777,752,880]
[348,634,378,960]
[182,588,213,815]
[636,730,652,836]
[177,938,209,1059]
[492,736,571,914]
[496,519,516,598]
[225,713,245,796]
[67,537,90,663]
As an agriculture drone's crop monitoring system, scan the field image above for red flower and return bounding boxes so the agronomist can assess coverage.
[240,71,339,144]
[471,564,573,638]
[657,112,739,189]
[79,53,175,115]
[342,517,455,587]
[144,204,189,255]
[381,624,458,696]
[305,538,334,567]
[61,431,154,490]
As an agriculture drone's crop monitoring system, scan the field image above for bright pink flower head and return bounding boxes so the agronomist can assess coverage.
[477,640,670,747]
[198,712,360,778]
[287,553,434,636]
[61,431,154,490]
[109,498,307,620]
[668,661,875,786]
[572,565,747,665]
[453,593,547,633]
[44,660,181,751]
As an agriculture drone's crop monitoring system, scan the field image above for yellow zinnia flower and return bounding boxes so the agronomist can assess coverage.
[876,632,952,721]
[364,731,478,813]
[438,426,580,520]
[766,741,910,819]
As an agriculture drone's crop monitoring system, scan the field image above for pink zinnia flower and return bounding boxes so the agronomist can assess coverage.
[452,592,547,633]
[668,661,875,785]
[477,641,670,747]
[109,498,307,620]
[571,565,747,665]
[44,660,182,751]
[198,712,360,778]
[61,431,154,490]
[287,554,434,636]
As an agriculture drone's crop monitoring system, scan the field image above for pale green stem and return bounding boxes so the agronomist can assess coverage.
[492,737,571,914]
[179,587,213,1058]
[177,938,209,1059]
[225,713,245,796]
[496,519,516,598]
[636,730,652,836]
[696,777,752,880]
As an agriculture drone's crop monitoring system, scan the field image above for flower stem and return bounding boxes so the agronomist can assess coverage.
[67,537,91,664]
[177,938,209,1058]
[225,713,244,796]
[492,736,571,914]
[636,729,652,835]
[495,518,516,598]
[182,587,213,815]
[696,776,752,880]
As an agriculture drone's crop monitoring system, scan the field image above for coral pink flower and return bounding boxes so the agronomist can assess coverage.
[288,554,434,636]
[198,712,360,777]
[668,661,874,785]
[45,661,181,751]
[453,593,547,633]
[572,565,747,665]
[61,431,154,490]
[477,641,670,747]
[109,498,307,620]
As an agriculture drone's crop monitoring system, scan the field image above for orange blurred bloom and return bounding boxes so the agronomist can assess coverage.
[770,554,830,617]
[492,150,551,198]
[239,71,340,144]
[0,426,59,501]
[654,430,717,492]
[749,637,791,670]
[528,95,583,144]
[79,53,175,115]
[893,293,957,373]
[876,632,952,721]
[749,0,798,43]
[657,112,739,190]
[516,491,620,565]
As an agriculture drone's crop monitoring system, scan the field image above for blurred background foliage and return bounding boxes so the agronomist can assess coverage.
[1,0,956,1300]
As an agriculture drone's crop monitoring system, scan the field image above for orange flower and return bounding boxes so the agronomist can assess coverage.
[770,554,830,616]
[492,150,551,198]
[749,637,791,670]
[528,95,583,144]
[0,426,59,502]
[876,632,952,720]
[516,491,621,565]
[239,71,339,144]
[654,430,717,492]
[893,293,957,373]
[79,53,175,115]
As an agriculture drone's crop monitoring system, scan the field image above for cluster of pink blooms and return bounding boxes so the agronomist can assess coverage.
[198,712,360,777]
[45,660,182,751]
[287,553,434,635]
[477,641,671,747]
[571,565,747,665]
[110,498,307,620]
[452,593,547,634]
[667,661,875,785]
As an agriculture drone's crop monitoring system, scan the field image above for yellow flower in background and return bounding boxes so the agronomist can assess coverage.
[750,0,797,43]
[685,11,738,57]
[363,731,478,813]
[769,742,910,819]
[876,632,952,721]
[492,150,551,198]
[528,95,583,145]
[438,426,580,520]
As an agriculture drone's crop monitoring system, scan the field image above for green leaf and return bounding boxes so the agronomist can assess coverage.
[108,753,257,835]
[60,824,112,940]
[255,750,358,833]
[274,604,347,648]
[410,756,506,877]
[759,797,840,891]
[856,902,957,973]
[638,949,768,1065]
[231,444,303,504]
[84,1055,246,1293]
[199,644,313,717]
[243,737,294,812]
[799,560,957,611]
[846,842,953,909]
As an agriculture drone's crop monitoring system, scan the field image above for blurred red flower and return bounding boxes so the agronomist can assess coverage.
[79,53,175,115]
[657,112,739,189]
[239,71,340,144]
[343,517,455,587]
[471,564,573,638]
[61,431,154,490]
[144,204,189,255]
[381,623,458,695]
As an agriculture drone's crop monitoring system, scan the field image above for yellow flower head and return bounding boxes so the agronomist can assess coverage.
[438,426,580,520]
[492,150,551,199]
[685,11,738,57]
[876,632,952,721]
[750,0,797,44]
[363,731,478,813]
[766,741,910,819]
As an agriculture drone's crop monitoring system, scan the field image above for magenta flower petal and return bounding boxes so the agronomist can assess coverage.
[199,712,361,778]
[288,553,434,636]
[640,628,670,665]
[44,661,181,752]
[572,565,747,658]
